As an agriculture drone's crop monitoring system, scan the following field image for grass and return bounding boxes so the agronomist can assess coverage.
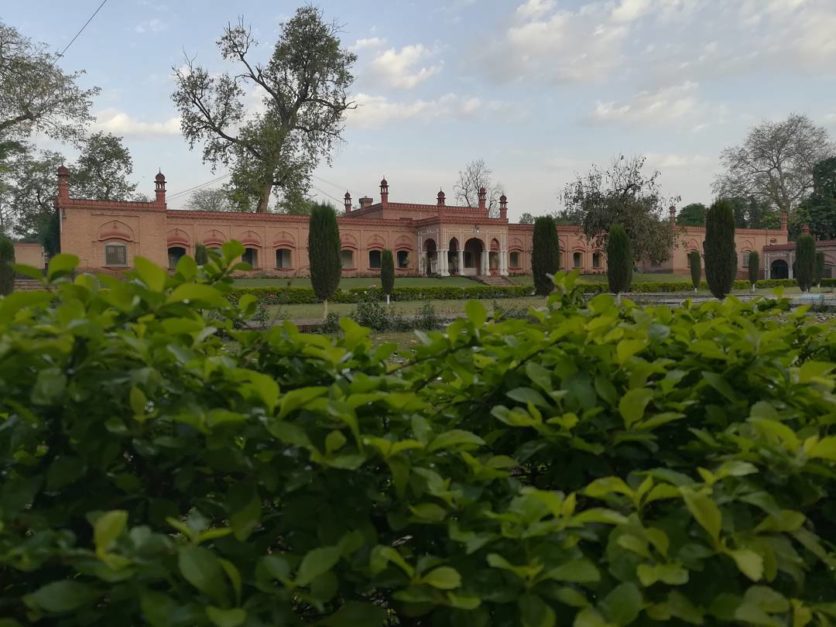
[234,276,477,289]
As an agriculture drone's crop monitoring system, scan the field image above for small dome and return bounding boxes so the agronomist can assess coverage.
[499,194,507,202]
[437,189,445,197]
[380,177,388,186]
[344,191,351,199]
[155,171,166,182]
[479,186,486,195]
[57,165,69,176]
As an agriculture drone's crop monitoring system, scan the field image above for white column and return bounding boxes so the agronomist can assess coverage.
[480,250,489,276]
[439,249,449,277]
[458,249,464,275]
[420,252,427,276]
[788,253,794,279]
[500,249,509,276]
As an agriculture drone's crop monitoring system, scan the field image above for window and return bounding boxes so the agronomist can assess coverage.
[105,243,127,266]
[275,248,292,269]
[592,252,601,269]
[742,251,751,268]
[510,252,520,268]
[573,252,582,268]
[397,250,409,268]
[341,250,354,268]
[368,249,382,269]
[168,246,186,270]
[242,247,258,268]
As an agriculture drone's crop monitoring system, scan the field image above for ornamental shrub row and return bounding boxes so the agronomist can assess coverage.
[1,246,835,625]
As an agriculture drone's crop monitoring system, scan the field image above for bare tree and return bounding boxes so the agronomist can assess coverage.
[454,159,504,215]
[713,114,834,216]
[171,7,356,213]
[186,188,237,212]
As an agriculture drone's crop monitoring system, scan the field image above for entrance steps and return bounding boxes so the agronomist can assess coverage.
[470,275,516,287]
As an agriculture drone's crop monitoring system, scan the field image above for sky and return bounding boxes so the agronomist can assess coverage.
[4,0,836,220]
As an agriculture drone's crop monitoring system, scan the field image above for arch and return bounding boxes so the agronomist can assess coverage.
[367,234,386,250]
[394,235,414,251]
[272,231,296,248]
[98,220,135,242]
[166,228,190,247]
[168,246,186,270]
[490,238,500,252]
[422,238,437,276]
[237,230,262,247]
[463,238,484,275]
[509,236,524,252]
[448,237,459,252]
[741,249,753,268]
[770,259,789,279]
[203,229,227,247]
[341,233,359,250]
[423,238,437,253]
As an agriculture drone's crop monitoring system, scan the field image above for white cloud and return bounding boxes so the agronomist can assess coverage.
[348,93,501,129]
[351,37,386,51]
[611,0,651,22]
[371,44,441,89]
[94,109,180,137]
[645,153,713,169]
[588,82,704,125]
[516,0,555,20]
[134,18,167,34]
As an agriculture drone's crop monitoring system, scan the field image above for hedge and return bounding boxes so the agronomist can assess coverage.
[2,245,835,625]
[229,278,836,306]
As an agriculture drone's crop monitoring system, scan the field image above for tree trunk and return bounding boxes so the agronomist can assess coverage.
[256,182,272,213]
[323,299,329,320]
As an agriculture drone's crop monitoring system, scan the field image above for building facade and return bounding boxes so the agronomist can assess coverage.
[54,167,799,279]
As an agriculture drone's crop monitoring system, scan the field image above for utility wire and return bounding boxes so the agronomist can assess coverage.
[58,0,110,58]
[168,173,231,200]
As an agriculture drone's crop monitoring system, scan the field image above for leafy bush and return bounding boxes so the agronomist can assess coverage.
[351,296,391,331]
[606,224,632,294]
[3,250,836,625]
[795,235,816,292]
[0,234,14,296]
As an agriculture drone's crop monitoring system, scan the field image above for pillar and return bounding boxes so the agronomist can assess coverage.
[439,249,449,277]
[458,249,464,276]
[500,249,509,276]
[788,253,794,279]
[480,250,489,276]
[421,252,427,276]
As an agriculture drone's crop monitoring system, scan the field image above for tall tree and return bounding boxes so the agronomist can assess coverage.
[70,132,137,200]
[519,212,534,225]
[688,251,701,291]
[308,203,341,315]
[0,22,99,143]
[0,232,13,295]
[186,188,238,212]
[723,196,779,229]
[795,235,815,292]
[562,155,677,265]
[454,159,503,215]
[607,224,632,294]
[795,157,836,240]
[380,249,394,305]
[714,114,834,217]
[677,203,706,226]
[703,199,737,299]
[531,216,559,296]
[0,147,62,240]
[172,7,356,213]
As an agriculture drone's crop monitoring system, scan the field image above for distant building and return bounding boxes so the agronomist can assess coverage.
[52,167,805,279]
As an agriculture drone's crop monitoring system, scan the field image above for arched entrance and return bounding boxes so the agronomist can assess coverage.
[423,239,437,276]
[489,238,500,276]
[448,238,460,275]
[770,259,789,279]
[168,246,186,270]
[463,238,484,276]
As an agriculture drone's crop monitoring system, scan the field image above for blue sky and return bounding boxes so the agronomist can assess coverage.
[5,0,836,219]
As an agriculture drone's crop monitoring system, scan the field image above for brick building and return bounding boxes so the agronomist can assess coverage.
[52,167,799,279]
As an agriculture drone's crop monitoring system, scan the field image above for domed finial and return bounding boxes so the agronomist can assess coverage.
[155,170,166,182]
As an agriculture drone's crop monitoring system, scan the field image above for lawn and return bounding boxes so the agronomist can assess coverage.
[234,276,477,289]
[508,272,693,285]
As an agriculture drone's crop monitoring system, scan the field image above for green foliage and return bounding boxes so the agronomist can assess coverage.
[531,216,559,295]
[677,203,706,226]
[0,233,14,295]
[688,251,701,290]
[308,204,341,302]
[606,224,632,294]
[748,251,760,285]
[195,244,208,266]
[795,235,816,292]
[815,252,825,285]
[1,256,836,626]
[380,249,394,296]
[704,199,737,299]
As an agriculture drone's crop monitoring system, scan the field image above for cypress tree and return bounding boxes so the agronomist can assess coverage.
[531,216,559,296]
[606,224,632,294]
[195,244,208,265]
[0,234,15,296]
[814,251,825,287]
[688,251,701,292]
[308,204,341,314]
[795,235,815,292]
[748,251,759,290]
[381,249,394,304]
[703,199,737,299]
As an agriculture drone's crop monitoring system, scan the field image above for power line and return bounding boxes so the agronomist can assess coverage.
[58,0,110,58]
[168,173,231,200]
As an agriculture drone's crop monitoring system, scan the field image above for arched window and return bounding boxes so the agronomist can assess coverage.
[168,246,186,270]
[573,252,582,268]
[742,251,751,268]
[105,243,127,266]
[368,250,382,269]
[341,250,354,268]
[510,252,521,268]
[592,252,601,269]
[275,249,293,269]
[397,250,409,268]
[242,247,258,268]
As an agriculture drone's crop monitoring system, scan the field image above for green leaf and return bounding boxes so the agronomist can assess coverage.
[178,545,228,603]
[228,484,261,541]
[134,257,167,292]
[46,253,79,280]
[278,387,328,418]
[600,582,642,626]
[681,487,722,542]
[466,300,487,326]
[507,387,550,409]
[702,372,737,402]
[573,608,609,627]
[31,368,67,406]
[296,546,341,586]
[25,580,98,613]
[809,436,836,461]
[409,502,447,522]
[166,283,226,307]
[421,566,461,590]
[206,607,246,627]
[175,253,197,279]
[93,510,128,554]
[319,602,387,627]
[544,559,600,583]
[616,339,646,364]
[519,593,556,627]
[584,476,633,499]
[428,429,484,452]
[727,548,763,582]
[619,388,653,427]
